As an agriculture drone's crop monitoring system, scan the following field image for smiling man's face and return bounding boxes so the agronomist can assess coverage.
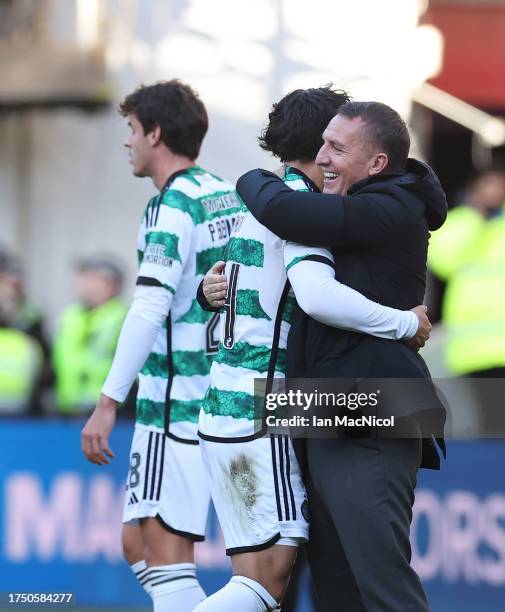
[316,114,381,195]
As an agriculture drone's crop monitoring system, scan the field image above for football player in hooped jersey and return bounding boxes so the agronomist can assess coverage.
[81,81,243,611]
[195,87,431,611]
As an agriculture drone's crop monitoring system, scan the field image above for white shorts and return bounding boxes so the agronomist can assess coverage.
[122,424,210,540]
[200,434,309,555]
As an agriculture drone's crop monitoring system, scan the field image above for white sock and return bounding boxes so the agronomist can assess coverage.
[193,575,280,611]
[148,563,206,612]
[130,560,152,596]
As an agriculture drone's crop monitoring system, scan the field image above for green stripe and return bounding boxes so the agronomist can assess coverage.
[205,203,243,222]
[196,246,226,276]
[140,353,167,378]
[177,299,213,324]
[136,398,201,426]
[141,350,211,379]
[202,387,256,420]
[145,231,181,263]
[236,289,271,320]
[173,350,212,377]
[137,249,143,266]
[182,168,202,186]
[159,190,193,215]
[285,255,307,272]
[214,342,286,374]
[161,187,243,225]
[170,399,201,423]
[136,398,164,428]
[282,295,297,324]
[284,178,310,191]
[225,237,264,267]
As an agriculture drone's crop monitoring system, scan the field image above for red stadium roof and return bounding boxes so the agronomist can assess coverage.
[424,2,505,108]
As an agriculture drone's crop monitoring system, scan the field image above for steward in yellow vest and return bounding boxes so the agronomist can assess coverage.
[0,327,42,414]
[54,257,127,414]
[428,171,505,375]
[0,249,53,414]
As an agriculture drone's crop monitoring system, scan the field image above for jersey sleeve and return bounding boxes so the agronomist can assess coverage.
[137,192,194,295]
[284,242,418,340]
[101,285,171,403]
[284,242,335,273]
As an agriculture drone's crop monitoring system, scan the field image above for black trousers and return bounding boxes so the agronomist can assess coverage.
[304,434,429,612]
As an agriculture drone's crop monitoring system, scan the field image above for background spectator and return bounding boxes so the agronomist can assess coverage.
[53,256,128,416]
[428,169,505,433]
[0,249,51,415]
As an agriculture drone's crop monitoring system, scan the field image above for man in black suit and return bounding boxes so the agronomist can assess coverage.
[236,101,447,612]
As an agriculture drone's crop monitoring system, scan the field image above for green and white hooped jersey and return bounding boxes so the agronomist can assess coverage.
[199,167,320,441]
[136,166,243,443]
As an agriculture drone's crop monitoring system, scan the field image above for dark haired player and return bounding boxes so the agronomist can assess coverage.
[81,80,243,611]
[195,90,430,611]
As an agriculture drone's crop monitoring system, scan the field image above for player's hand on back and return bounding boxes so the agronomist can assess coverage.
[406,305,432,351]
[81,394,118,465]
[203,260,227,308]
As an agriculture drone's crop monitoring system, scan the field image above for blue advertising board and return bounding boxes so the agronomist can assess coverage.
[414,441,505,612]
[0,420,230,608]
[0,421,504,610]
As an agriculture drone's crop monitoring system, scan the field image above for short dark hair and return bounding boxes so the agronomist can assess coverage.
[118,80,208,160]
[259,85,350,162]
[337,101,410,173]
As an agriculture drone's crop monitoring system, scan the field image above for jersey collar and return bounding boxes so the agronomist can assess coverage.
[284,165,320,193]
[160,166,198,193]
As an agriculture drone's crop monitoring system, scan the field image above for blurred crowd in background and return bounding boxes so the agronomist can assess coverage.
[1,167,505,419]
[0,250,137,417]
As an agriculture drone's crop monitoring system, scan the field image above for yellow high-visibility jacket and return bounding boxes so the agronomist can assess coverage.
[53,297,127,413]
[428,206,505,374]
[0,327,41,413]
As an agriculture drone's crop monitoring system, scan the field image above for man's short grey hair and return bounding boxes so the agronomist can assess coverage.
[337,101,410,174]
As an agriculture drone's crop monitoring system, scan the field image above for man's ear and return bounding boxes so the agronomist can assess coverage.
[148,124,162,147]
[369,153,389,176]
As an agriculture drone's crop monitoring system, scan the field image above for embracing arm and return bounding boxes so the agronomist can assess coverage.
[236,169,407,248]
[288,258,418,339]
[283,244,430,343]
